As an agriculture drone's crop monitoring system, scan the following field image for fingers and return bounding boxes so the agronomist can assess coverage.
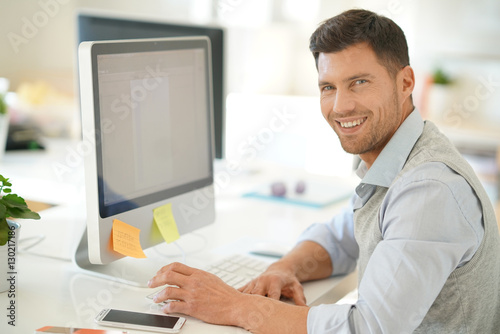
[155,262,196,277]
[281,282,307,306]
[240,278,270,297]
[239,277,286,300]
[239,276,307,306]
[148,262,195,289]
[239,280,255,294]
[161,299,189,315]
[266,280,282,300]
[291,284,307,306]
[293,295,307,306]
[152,269,243,326]
[153,285,185,303]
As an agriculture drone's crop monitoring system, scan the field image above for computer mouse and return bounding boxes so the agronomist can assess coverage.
[249,242,291,258]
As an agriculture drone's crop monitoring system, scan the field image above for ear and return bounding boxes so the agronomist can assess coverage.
[399,65,415,101]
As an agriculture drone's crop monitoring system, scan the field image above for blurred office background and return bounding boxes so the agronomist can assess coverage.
[0,0,499,207]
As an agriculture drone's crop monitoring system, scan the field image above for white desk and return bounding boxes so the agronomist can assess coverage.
[0,139,358,334]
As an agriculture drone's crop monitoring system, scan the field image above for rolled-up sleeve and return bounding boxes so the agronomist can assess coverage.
[296,195,359,276]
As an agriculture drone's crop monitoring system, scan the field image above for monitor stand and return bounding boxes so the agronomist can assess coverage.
[73,229,176,287]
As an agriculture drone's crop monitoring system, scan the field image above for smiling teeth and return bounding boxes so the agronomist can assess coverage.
[340,118,366,128]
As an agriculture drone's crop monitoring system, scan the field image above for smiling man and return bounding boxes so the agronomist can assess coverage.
[316,42,412,168]
[148,9,500,333]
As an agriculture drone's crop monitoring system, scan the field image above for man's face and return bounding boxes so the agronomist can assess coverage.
[317,43,408,166]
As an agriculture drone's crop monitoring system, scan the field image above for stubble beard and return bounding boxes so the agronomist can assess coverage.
[334,89,400,156]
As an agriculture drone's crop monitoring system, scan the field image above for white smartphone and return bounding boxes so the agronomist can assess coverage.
[95,309,186,333]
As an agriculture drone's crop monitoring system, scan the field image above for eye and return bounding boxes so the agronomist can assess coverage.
[322,85,335,92]
[355,79,367,85]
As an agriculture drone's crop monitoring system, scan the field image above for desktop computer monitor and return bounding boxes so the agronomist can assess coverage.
[76,12,225,159]
[75,36,216,286]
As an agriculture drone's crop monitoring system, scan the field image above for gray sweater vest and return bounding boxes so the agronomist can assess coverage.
[353,121,500,333]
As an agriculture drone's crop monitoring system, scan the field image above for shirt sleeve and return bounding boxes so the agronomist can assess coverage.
[307,162,484,333]
[296,194,359,276]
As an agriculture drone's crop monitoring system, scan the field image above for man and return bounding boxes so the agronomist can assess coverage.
[148,9,500,333]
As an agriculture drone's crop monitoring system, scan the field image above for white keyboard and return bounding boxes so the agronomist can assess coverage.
[147,254,270,303]
[204,254,269,289]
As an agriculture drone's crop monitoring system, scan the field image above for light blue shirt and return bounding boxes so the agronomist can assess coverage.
[298,110,484,333]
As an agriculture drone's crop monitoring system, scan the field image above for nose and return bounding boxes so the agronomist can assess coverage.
[333,89,355,114]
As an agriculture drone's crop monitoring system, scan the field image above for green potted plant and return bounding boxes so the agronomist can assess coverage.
[0,174,40,246]
[426,67,455,123]
[432,68,452,85]
[1,174,40,292]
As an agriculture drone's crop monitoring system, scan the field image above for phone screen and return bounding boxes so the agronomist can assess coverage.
[102,309,180,328]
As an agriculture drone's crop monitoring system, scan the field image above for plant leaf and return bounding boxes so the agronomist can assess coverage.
[7,207,40,219]
[0,218,8,246]
[0,175,11,187]
[2,194,26,207]
[0,194,41,220]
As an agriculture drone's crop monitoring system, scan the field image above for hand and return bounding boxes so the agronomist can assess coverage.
[149,262,310,334]
[238,261,307,306]
[148,262,244,326]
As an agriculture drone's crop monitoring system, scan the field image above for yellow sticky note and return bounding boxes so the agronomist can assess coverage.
[112,219,147,258]
[153,203,180,244]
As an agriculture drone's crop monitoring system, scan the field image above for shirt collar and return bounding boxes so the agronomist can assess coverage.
[356,109,424,189]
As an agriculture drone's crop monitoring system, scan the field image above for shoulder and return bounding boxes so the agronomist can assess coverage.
[389,161,479,215]
[397,161,468,188]
[382,161,483,249]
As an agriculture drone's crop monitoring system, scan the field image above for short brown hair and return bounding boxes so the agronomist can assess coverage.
[310,9,409,77]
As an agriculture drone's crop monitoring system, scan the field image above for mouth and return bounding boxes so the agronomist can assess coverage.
[337,117,367,129]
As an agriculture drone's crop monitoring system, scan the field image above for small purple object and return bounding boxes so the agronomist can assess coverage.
[295,180,306,194]
[271,182,287,197]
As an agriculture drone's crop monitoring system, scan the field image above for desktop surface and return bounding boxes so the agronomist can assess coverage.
[0,138,357,334]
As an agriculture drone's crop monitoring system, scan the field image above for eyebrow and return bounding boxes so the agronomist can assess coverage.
[345,73,374,82]
[318,73,375,86]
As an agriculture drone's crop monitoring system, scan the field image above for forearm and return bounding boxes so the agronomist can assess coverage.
[274,240,333,282]
[233,293,309,334]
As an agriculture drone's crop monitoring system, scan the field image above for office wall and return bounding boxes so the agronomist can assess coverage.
[0,0,199,93]
[1,0,76,93]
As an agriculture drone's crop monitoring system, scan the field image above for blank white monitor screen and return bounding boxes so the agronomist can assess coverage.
[97,46,211,216]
